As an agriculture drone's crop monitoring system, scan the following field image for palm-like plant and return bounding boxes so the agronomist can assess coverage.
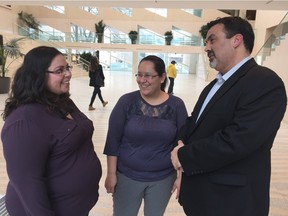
[18,11,40,30]
[128,30,138,44]
[0,36,25,77]
[164,31,173,45]
[17,11,40,38]
[95,20,106,43]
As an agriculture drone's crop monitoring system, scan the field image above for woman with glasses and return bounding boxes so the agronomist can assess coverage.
[104,55,188,216]
[88,56,108,110]
[1,46,102,216]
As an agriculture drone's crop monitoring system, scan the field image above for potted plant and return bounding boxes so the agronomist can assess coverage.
[199,24,208,45]
[95,20,106,43]
[0,34,25,94]
[164,31,173,45]
[79,52,92,71]
[128,30,138,44]
[17,11,40,38]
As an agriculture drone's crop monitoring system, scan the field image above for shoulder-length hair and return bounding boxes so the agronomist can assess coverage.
[89,56,100,72]
[2,46,72,120]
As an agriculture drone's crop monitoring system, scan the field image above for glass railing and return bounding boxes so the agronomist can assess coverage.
[18,25,204,46]
[175,62,190,74]
[16,25,92,71]
[255,12,288,65]
[15,24,205,74]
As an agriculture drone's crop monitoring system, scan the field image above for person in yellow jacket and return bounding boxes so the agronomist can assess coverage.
[167,60,177,94]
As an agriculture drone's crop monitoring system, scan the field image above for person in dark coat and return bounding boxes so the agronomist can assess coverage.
[171,16,287,216]
[88,56,108,110]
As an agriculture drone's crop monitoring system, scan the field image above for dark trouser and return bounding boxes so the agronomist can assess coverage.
[168,77,175,94]
[89,86,104,106]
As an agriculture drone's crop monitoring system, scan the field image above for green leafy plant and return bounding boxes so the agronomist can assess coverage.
[164,31,173,45]
[0,35,25,77]
[17,11,40,30]
[17,11,40,39]
[95,20,106,43]
[128,30,138,44]
[79,52,92,71]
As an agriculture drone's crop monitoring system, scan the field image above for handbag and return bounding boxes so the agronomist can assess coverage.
[95,69,105,87]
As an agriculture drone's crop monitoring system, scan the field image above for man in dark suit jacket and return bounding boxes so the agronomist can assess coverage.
[171,16,287,216]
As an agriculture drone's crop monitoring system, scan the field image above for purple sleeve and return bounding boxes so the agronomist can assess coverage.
[103,94,130,156]
[2,119,54,215]
[175,98,188,131]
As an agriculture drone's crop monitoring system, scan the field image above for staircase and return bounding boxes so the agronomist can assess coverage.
[261,34,288,123]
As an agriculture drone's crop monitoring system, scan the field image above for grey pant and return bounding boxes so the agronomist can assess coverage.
[113,172,177,216]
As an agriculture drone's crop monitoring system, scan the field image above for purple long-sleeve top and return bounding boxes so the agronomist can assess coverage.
[1,103,102,216]
[104,91,188,182]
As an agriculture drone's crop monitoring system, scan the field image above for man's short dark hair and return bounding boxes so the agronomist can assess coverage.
[206,16,255,53]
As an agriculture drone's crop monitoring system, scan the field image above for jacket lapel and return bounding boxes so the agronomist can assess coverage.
[194,58,257,127]
[192,79,217,122]
[183,79,217,136]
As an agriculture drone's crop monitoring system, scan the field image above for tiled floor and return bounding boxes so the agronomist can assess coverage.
[0,71,287,216]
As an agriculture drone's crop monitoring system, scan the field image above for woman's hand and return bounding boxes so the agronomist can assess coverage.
[171,170,182,199]
[105,173,117,194]
[171,140,184,171]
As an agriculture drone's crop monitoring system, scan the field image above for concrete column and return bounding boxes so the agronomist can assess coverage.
[132,51,138,74]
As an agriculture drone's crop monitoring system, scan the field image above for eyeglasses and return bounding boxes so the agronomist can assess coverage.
[135,73,159,80]
[46,65,73,75]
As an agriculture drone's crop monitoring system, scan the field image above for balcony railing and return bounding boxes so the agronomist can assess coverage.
[15,24,206,75]
[255,12,288,65]
[19,27,203,47]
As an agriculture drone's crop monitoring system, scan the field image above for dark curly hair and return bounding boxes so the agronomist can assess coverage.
[2,46,73,120]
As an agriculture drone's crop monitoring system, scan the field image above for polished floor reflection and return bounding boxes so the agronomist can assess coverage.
[0,71,287,216]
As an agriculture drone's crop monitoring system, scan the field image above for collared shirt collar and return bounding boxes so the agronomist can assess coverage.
[217,56,252,82]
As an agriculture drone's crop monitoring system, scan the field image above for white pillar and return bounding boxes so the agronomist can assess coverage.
[132,51,138,74]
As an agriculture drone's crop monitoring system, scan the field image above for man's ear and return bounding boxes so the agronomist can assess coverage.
[233,34,243,48]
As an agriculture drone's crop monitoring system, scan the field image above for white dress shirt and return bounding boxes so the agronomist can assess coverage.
[196,56,252,122]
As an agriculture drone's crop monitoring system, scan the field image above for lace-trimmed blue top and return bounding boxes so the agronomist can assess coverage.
[104,90,188,182]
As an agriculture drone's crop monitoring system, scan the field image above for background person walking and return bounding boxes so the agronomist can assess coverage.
[167,60,177,94]
[88,56,108,110]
